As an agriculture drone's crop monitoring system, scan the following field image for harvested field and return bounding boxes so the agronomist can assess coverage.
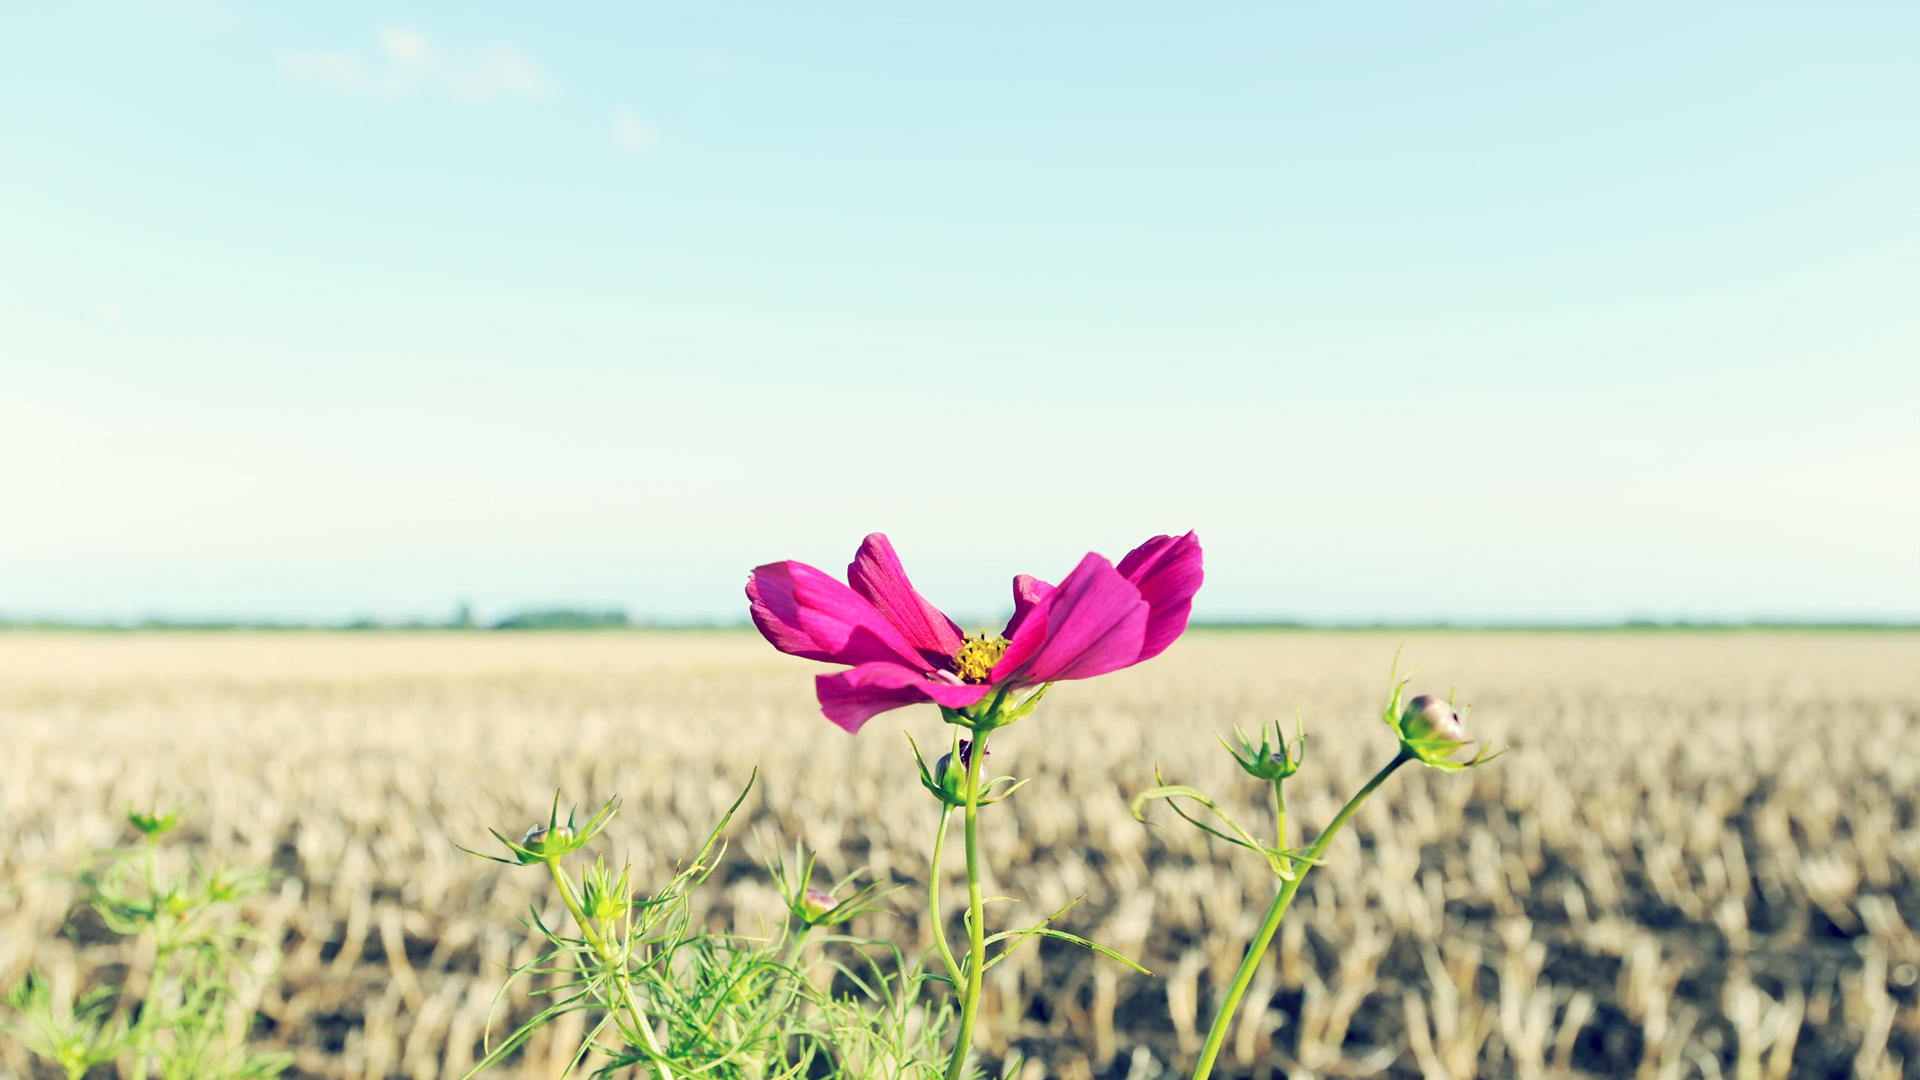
[0,629,1915,1080]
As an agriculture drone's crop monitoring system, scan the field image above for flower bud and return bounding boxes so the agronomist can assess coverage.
[581,859,632,921]
[801,888,839,921]
[128,807,179,837]
[521,822,575,858]
[1399,695,1466,744]
[1394,693,1476,767]
[1224,721,1303,781]
[932,750,968,804]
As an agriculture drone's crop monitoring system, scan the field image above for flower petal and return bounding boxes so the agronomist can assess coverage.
[814,662,993,733]
[1114,531,1203,662]
[993,553,1148,684]
[746,560,929,670]
[847,533,965,668]
[1001,574,1054,640]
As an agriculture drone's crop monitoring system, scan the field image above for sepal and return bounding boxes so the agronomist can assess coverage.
[578,856,632,922]
[908,732,968,807]
[766,842,900,928]
[1222,713,1306,781]
[938,683,1052,731]
[462,791,620,866]
[127,806,179,837]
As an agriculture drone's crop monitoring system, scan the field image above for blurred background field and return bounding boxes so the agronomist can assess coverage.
[1,628,1915,1080]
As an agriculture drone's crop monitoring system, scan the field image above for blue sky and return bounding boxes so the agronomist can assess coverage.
[2,2,1916,624]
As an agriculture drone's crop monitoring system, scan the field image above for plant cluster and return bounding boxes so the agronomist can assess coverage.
[3,807,291,1080]
[434,531,1496,1080]
[4,531,1501,1080]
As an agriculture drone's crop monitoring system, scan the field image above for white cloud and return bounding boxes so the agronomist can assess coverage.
[281,27,554,105]
[611,109,656,155]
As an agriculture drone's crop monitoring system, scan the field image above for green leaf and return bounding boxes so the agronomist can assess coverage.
[981,927,1150,975]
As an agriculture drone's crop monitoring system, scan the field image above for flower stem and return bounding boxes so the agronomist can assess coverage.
[943,735,990,1080]
[778,923,815,972]
[1187,750,1411,1080]
[547,858,675,1080]
[928,806,960,982]
[130,836,164,1080]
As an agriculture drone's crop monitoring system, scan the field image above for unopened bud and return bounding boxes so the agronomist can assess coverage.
[801,888,839,921]
[581,860,632,921]
[1223,721,1303,781]
[1393,692,1480,768]
[915,733,997,808]
[521,822,575,857]
[1398,695,1466,744]
[932,751,968,803]
[128,807,179,837]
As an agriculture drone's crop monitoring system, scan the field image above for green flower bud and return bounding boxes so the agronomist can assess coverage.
[464,793,621,868]
[1396,693,1473,765]
[1399,695,1465,742]
[1223,720,1304,781]
[909,733,1023,809]
[128,807,179,837]
[783,871,896,929]
[913,737,970,808]
[521,822,575,858]
[937,745,972,785]
[801,888,839,921]
[581,858,632,922]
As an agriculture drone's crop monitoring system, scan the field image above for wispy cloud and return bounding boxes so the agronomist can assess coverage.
[281,27,554,105]
[611,109,656,156]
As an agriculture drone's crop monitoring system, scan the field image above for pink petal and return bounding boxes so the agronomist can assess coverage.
[1000,574,1055,640]
[993,553,1149,684]
[814,662,994,733]
[847,533,965,668]
[1114,531,1203,662]
[993,574,1055,679]
[746,561,930,670]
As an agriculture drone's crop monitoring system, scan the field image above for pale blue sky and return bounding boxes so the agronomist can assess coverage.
[2,2,1916,624]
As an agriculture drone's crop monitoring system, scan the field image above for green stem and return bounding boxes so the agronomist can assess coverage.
[131,836,165,1080]
[1187,750,1411,1080]
[768,921,817,1021]
[778,923,815,972]
[927,806,960,982]
[548,859,675,1080]
[1272,778,1288,860]
[943,735,990,1080]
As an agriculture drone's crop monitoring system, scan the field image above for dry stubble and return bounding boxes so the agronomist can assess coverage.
[0,629,1915,1080]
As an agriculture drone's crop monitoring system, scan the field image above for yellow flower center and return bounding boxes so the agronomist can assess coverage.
[952,634,1010,683]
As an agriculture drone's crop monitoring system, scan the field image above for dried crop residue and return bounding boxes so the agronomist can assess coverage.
[0,630,1915,1079]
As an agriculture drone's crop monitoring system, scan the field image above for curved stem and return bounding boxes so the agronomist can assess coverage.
[1188,750,1411,1080]
[943,736,990,1080]
[547,859,675,1080]
[928,806,961,982]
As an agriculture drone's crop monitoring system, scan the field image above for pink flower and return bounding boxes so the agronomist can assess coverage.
[747,532,1203,732]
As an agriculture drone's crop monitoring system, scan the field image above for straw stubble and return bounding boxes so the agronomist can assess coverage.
[0,629,1914,1079]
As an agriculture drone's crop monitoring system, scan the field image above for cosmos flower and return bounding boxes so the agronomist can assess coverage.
[747,532,1202,732]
